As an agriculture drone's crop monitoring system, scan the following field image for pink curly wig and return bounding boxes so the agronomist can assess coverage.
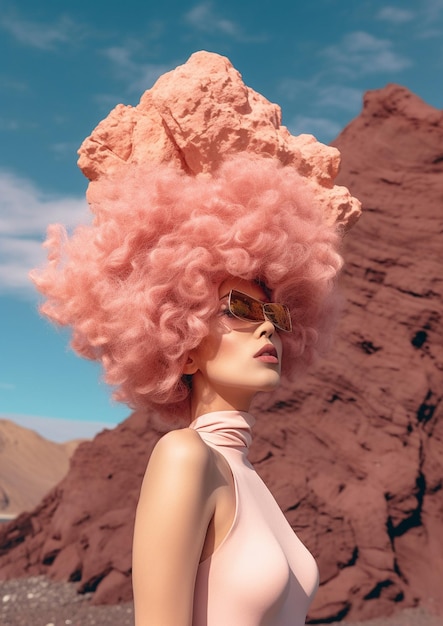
[31,155,343,423]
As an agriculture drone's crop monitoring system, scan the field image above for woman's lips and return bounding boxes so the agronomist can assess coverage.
[254,344,279,364]
[256,354,279,363]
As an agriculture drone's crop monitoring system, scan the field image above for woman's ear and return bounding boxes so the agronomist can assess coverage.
[182,352,199,375]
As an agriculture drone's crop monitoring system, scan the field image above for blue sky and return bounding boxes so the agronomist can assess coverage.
[1,0,442,442]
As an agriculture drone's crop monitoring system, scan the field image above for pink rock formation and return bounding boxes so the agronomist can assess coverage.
[0,78,442,622]
[78,51,361,231]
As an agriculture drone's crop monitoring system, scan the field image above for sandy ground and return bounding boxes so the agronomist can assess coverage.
[1,575,442,626]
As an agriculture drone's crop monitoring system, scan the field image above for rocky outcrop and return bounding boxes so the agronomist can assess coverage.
[0,413,162,604]
[306,83,443,621]
[0,80,442,620]
[78,51,360,231]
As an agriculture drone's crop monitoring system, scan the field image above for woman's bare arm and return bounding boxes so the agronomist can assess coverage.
[132,428,216,626]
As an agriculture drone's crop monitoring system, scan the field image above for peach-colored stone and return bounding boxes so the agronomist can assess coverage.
[77,51,361,231]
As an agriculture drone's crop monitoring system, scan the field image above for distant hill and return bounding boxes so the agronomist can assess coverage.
[0,419,83,517]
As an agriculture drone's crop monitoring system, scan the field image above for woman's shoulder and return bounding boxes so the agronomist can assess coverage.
[145,427,217,488]
[153,426,211,461]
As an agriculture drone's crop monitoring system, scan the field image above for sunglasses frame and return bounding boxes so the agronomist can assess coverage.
[220,289,292,332]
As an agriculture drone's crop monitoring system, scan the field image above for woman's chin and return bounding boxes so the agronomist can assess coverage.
[257,373,282,392]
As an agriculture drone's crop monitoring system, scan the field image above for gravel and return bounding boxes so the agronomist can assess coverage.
[1,575,442,626]
[1,576,133,626]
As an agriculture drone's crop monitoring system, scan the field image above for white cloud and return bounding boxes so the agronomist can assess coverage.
[0,170,88,296]
[50,141,80,159]
[184,1,265,42]
[318,86,363,113]
[93,93,125,112]
[0,14,78,50]
[416,0,443,35]
[278,77,317,101]
[185,2,239,35]
[279,79,362,118]
[2,413,120,443]
[0,382,15,390]
[287,115,342,143]
[376,7,415,23]
[0,237,45,292]
[101,46,172,93]
[423,0,443,21]
[0,76,28,91]
[0,117,19,131]
[323,31,412,77]
[0,171,88,235]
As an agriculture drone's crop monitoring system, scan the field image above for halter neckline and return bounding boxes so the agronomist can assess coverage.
[189,410,255,449]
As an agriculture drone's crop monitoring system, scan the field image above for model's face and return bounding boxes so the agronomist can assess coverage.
[187,277,283,417]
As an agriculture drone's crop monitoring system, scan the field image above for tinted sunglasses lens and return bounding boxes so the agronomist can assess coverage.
[263,303,292,332]
[229,292,264,322]
[228,291,292,332]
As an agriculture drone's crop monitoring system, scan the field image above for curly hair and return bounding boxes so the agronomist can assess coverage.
[31,155,343,423]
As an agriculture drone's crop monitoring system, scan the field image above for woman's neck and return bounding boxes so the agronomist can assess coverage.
[190,373,255,421]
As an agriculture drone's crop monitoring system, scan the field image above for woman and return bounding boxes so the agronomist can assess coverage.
[31,54,359,625]
[132,276,320,626]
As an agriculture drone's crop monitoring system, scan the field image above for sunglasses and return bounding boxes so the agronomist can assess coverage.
[220,289,292,332]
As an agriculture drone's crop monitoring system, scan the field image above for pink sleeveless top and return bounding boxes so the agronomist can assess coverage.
[189,410,319,626]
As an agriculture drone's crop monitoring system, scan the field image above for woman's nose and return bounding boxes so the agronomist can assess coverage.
[257,318,276,337]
